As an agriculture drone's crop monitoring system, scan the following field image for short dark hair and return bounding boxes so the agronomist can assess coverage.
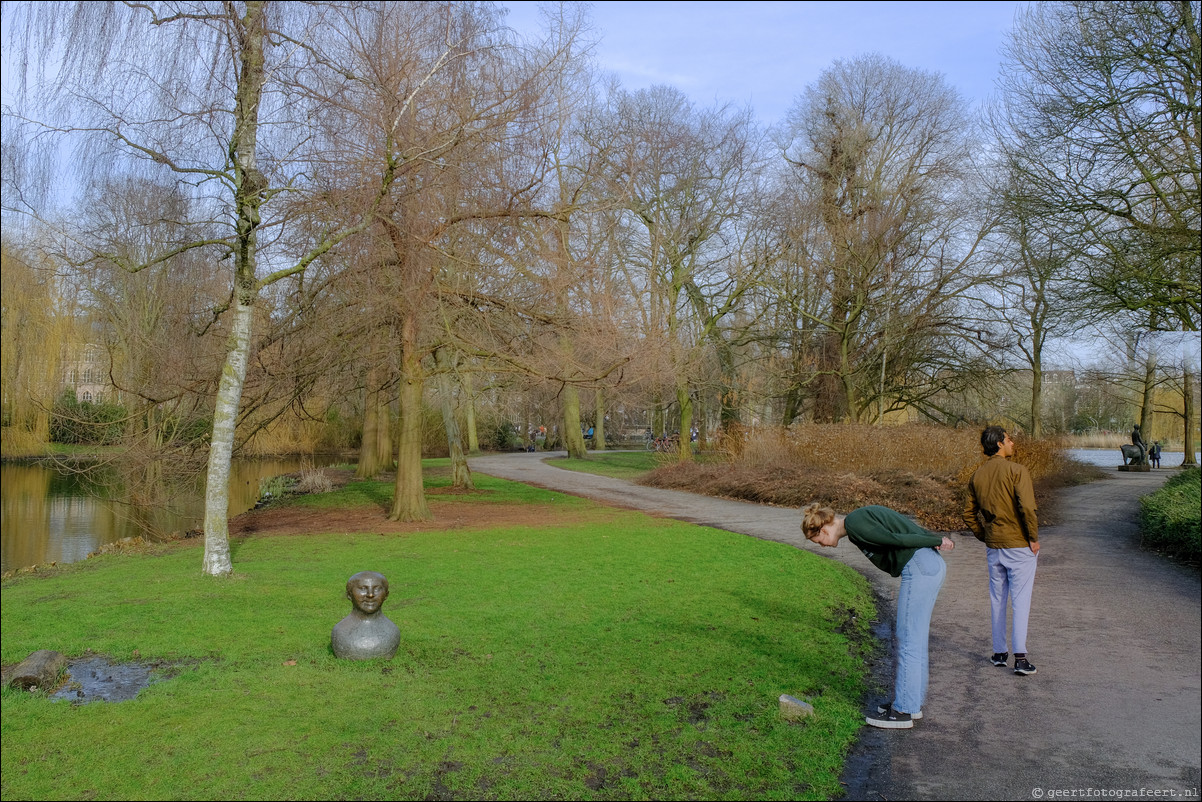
[981,426,1007,456]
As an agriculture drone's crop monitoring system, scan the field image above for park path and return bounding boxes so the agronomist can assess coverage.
[468,451,1201,801]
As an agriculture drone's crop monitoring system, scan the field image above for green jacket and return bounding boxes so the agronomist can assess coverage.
[844,506,944,577]
[962,455,1039,549]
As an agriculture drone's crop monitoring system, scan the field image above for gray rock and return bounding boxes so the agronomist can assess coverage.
[779,693,815,721]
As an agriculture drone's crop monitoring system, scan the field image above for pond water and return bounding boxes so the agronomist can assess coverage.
[1,455,346,574]
[1066,448,1201,469]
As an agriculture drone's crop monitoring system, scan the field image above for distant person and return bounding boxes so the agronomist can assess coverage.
[802,503,954,729]
[1150,441,1162,468]
[331,571,400,660]
[963,426,1040,676]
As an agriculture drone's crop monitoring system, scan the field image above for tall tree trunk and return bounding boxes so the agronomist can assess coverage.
[813,332,843,423]
[717,337,741,427]
[1139,356,1157,438]
[464,369,480,454]
[435,347,473,489]
[592,387,607,451]
[376,389,393,471]
[675,381,694,461]
[202,2,266,576]
[1030,358,1044,439]
[357,366,391,478]
[357,369,381,478]
[562,383,587,459]
[202,298,254,575]
[782,387,803,427]
[1182,363,1197,467]
[390,317,430,521]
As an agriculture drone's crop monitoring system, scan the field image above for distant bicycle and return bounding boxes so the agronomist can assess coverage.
[646,434,680,453]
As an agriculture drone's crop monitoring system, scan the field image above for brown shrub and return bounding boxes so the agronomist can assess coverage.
[642,424,1102,531]
[732,423,982,476]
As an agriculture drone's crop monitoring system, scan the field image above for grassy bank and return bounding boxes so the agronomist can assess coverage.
[1140,467,1201,566]
[1,472,874,801]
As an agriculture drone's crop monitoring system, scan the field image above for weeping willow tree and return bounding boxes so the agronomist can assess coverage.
[3,2,396,574]
[0,241,75,455]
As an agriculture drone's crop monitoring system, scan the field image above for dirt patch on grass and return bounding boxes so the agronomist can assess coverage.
[229,467,583,537]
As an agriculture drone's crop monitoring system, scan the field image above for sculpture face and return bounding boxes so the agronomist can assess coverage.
[346,571,388,615]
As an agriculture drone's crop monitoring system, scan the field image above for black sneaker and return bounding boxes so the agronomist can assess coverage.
[990,652,1008,666]
[1013,658,1037,675]
[865,704,913,729]
[877,704,922,720]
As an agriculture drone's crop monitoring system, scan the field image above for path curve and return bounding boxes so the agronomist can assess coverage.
[470,451,1201,800]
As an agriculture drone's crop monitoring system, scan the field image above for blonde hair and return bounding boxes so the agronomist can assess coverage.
[801,502,836,538]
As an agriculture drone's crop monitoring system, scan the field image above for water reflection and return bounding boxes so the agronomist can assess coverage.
[1,456,345,573]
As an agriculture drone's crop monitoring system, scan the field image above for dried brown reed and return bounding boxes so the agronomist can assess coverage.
[242,417,328,456]
[1062,431,1128,449]
[640,424,1099,531]
[294,461,334,494]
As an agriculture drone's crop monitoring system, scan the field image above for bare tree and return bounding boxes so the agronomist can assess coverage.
[604,86,761,460]
[315,2,581,520]
[981,176,1084,438]
[997,0,1201,331]
[4,2,401,573]
[774,54,992,423]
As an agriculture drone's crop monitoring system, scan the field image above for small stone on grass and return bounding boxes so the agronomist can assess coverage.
[779,693,815,722]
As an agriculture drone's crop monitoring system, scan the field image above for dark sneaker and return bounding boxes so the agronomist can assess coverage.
[866,704,913,729]
[990,652,1008,666]
[1013,658,1037,675]
[878,704,922,720]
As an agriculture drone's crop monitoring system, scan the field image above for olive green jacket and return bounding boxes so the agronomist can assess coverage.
[844,505,944,577]
[963,455,1039,549]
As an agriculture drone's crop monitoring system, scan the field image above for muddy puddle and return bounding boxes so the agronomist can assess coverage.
[51,655,166,704]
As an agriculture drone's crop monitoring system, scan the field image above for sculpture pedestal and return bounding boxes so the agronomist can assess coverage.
[1117,464,1152,472]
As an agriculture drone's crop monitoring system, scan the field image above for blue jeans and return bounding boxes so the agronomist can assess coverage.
[894,547,946,715]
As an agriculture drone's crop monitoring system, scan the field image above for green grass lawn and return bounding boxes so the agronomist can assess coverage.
[548,450,723,481]
[2,473,875,801]
[548,450,663,480]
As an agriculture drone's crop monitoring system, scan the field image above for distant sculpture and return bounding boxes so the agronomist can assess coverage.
[1119,424,1148,467]
[1132,424,1147,455]
[331,571,400,660]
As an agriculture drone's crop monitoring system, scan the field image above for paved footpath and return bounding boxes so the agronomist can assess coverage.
[470,452,1201,801]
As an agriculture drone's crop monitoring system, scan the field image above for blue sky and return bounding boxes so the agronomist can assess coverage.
[502,1,1028,126]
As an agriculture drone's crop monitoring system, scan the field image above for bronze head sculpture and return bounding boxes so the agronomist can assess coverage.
[331,570,400,660]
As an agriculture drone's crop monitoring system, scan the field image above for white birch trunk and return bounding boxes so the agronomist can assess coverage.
[202,298,254,575]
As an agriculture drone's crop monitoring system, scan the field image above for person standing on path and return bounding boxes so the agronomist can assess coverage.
[802,503,955,729]
[962,426,1040,676]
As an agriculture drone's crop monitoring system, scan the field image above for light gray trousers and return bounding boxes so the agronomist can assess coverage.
[987,546,1038,655]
